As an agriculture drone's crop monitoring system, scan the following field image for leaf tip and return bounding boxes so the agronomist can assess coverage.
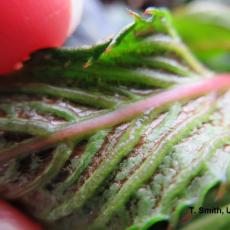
[128,10,141,21]
[83,59,92,69]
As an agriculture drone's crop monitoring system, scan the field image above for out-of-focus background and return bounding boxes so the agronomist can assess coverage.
[66,0,188,46]
[66,0,229,46]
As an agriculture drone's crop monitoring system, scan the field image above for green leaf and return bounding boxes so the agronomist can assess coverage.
[0,7,229,230]
[174,1,230,72]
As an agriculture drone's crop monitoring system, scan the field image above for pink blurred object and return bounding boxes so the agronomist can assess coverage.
[0,0,83,75]
[0,199,42,230]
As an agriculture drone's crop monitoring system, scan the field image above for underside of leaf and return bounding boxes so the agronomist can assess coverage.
[0,8,230,230]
